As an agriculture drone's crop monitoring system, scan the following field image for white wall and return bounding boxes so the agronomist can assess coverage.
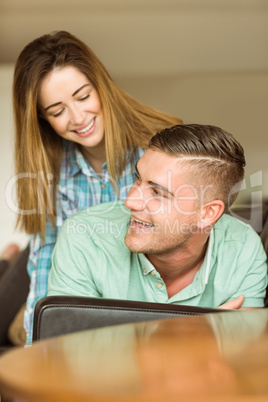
[0,64,267,249]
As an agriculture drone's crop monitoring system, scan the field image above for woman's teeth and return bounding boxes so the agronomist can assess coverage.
[76,118,95,134]
[134,218,154,227]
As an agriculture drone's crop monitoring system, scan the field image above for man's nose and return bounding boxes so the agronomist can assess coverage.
[125,183,146,211]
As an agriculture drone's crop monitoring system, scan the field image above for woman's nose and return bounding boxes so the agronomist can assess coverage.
[70,105,85,125]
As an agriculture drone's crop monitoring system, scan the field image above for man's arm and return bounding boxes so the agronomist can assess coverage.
[218,295,258,310]
[218,295,244,309]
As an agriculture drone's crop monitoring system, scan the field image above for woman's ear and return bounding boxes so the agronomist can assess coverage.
[197,200,225,229]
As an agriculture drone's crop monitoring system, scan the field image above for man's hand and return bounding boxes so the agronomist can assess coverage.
[218,295,245,310]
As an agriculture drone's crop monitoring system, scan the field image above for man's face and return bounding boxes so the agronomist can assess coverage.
[124,149,202,256]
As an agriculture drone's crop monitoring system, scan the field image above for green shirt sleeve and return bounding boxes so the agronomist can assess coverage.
[48,217,102,297]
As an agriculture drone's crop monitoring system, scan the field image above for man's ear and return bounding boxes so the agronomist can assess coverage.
[197,200,225,229]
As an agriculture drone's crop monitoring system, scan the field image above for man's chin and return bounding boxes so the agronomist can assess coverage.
[124,233,144,254]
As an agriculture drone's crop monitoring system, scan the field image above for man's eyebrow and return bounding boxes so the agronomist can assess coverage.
[44,84,91,111]
[148,181,174,196]
[135,162,174,196]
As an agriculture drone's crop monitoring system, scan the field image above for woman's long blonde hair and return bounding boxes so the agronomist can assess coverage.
[13,31,183,239]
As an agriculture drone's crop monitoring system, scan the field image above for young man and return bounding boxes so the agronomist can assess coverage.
[48,124,268,309]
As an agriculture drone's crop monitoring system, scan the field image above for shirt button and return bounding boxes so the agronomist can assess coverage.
[156,283,163,289]
[151,270,156,276]
[101,184,105,189]
[143,268,147,274]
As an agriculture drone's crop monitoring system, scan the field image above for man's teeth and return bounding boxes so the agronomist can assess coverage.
[76,118,95,134]
[134,218,154,227]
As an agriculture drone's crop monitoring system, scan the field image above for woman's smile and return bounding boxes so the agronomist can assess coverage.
[72,117,97,137]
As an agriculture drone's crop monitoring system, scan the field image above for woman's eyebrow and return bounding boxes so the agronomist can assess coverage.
[44,84,92,111]
[72,83,91,97]
[44,101,62,112]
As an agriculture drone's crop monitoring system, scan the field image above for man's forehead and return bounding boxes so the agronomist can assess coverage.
[138,151,191,188]
[140,148,175,164]
[138,149,188,174]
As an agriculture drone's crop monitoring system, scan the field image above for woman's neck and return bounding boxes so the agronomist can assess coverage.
[79,143,106,178]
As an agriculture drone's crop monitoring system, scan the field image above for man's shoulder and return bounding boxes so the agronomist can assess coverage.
[63,201,130,240]
[74,200,129,221]
[215,213,261,244]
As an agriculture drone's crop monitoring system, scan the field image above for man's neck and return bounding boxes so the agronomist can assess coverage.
[146,234,209,298]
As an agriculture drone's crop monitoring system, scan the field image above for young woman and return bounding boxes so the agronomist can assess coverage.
[13,30,183,344]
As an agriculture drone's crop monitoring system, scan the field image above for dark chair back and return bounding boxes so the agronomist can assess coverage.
[33,296,224,341]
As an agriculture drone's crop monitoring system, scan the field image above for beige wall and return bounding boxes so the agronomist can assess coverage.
[0,65,29,249]
[1,63,267,248]
[116,72,268,183]
[117,71,268,209]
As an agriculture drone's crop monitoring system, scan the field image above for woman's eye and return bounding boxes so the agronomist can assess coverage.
[79,94,90,101]
[53,109,64,118]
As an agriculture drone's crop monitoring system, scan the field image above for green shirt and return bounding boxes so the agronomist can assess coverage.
[48,201,268,307]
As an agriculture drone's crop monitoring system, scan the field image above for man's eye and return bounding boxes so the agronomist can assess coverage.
[152,188,167,198]
[152,188,162,197]
[134,172,141,181]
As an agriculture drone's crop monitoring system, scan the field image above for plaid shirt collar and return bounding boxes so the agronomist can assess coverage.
[63,141,107,177]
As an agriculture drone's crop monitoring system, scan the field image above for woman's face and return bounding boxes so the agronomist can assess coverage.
[38,66,104,151]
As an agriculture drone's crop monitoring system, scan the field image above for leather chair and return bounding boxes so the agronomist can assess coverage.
[33,296,225,341]
[0,245,30,353]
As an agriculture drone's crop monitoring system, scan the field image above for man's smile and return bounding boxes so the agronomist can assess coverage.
[131,216,154,228]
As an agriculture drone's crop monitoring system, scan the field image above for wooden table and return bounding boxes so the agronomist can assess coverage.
[0,309,268,402]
